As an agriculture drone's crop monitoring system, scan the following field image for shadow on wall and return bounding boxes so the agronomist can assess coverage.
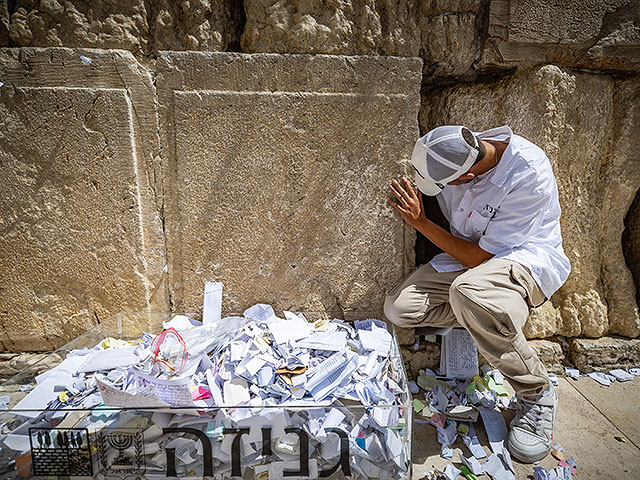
[623,189,640,310]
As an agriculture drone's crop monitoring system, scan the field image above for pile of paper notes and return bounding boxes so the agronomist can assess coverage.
[413,364,518,480]
[0,283,411,479]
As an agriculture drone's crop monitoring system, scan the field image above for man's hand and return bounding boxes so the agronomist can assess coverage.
[387,177,426,229]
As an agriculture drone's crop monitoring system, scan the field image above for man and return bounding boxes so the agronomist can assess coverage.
[385,125,570,463]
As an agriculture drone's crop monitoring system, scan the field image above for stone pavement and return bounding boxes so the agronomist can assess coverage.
[411,376,640,479]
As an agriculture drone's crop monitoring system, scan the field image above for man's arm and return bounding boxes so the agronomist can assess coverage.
[388,177,493,269]
[412,217,494,269]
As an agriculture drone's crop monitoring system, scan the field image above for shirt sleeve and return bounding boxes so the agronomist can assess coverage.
[478,184,551,254]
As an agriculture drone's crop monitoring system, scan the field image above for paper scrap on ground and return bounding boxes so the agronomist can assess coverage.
[461,455,484,475]
[437,422,458,448]
[609,369,634,382]
[483,453,516,480]
[587,371,615,386]
[533,466,551,480]
[564,366,580,379]
[440,328,479,379]
[479,408,509,455]
[463,424,487,459]
[443,464,461,480]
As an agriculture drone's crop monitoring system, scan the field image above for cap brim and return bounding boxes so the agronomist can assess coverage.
[414,173,444,196]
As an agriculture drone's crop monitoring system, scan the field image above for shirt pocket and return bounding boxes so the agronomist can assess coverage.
[465,209,493,238]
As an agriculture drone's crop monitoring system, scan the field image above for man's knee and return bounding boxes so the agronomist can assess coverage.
[448,275,479,327]
[449,275,470,304]
[383,293,415,328]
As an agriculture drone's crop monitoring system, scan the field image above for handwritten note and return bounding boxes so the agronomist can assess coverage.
[134,371,194,407]
[440,328,478,379]
[96,377,169,408]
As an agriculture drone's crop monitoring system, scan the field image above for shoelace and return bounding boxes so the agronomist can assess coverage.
[513,399,548,435]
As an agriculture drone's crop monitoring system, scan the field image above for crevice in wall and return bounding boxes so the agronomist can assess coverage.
[622,188,640,311]
[7,0,17,15]
[231,0,246,53]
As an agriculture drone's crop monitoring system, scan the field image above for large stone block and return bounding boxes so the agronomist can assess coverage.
[241,0,482,80]
[6,1,243,57]
[150,0,243,52]
[529,339,564,374]
[478,0,640,72]
[157,52,421,316]
[570,337,640,373]
[0,48,166,351]
[423,65,640,339]
[8,1,150,53]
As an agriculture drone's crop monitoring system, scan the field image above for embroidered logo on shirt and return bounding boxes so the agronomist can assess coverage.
[483,204,497,215]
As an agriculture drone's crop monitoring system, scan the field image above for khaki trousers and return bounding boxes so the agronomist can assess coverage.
[384,258,550,395]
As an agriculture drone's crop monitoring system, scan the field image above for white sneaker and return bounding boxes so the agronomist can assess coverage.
[507,384,558,463]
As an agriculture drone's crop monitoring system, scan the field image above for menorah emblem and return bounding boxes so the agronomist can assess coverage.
[97,428,145,474]
[108,433,133,466]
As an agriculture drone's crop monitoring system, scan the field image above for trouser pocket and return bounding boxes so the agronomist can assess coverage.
[510,263,546,308]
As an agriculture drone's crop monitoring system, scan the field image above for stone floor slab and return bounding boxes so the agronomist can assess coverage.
[569,375,640,448]
[411,377,640,479]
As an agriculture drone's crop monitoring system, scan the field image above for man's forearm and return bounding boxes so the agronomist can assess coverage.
[412,218,494,269]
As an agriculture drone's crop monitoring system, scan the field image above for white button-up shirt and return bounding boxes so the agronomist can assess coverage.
[429,126,571,299]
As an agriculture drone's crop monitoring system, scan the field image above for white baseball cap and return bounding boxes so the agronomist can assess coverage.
[411,126,482,196]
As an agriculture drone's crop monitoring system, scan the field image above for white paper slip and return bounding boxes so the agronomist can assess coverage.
[587,372,615,386]
[163,314,201,331]
[609,369,634,382]
[463,425,487,459]
[13,377,66,418]
[358,325,392,356]
[134,370,194,407]
[77,345,141,373]
[296,331,347,351]
[35,353,88,383]
[203,281,223,325]
[223,378,250,405]
[269,317,310,345]
[96,377,170,408]
[482,453,516,480]
[440,328,478,379]
[461,455,484,475]
[243,303,277,323]
[479,408,509,455]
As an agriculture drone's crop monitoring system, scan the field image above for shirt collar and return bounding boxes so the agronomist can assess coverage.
[473,125,514,188]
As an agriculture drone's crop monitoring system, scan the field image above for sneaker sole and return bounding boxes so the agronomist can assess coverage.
[507,437,552,464]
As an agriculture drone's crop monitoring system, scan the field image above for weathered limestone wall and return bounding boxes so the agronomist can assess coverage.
[4,0,244,57]
[156,52,420,315]
[0,47,420,350]
[0,48,167,351]
[1,0,639,369]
